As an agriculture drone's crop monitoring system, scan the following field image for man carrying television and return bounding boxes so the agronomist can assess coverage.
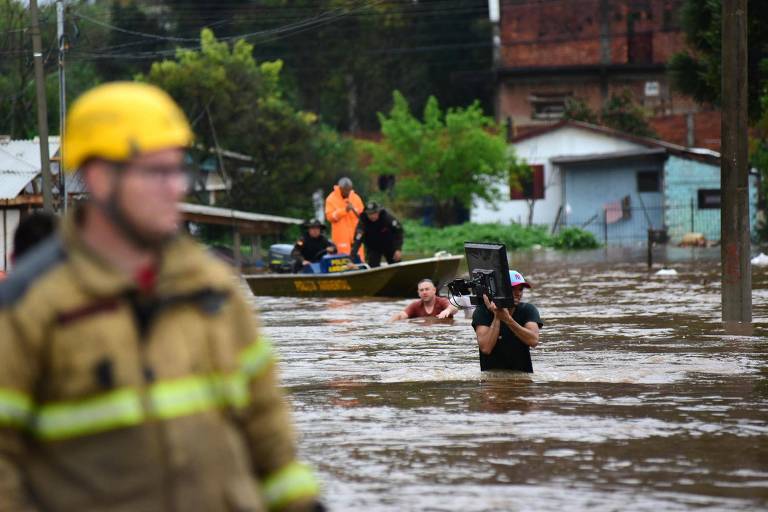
[472,270,542,372]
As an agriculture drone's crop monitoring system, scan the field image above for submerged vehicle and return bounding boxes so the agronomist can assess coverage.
[245,248,462,298]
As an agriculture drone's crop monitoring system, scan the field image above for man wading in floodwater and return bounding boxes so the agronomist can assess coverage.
[472,270,542,372]
[391,278,458,320]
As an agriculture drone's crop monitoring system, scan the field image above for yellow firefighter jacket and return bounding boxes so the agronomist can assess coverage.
[0,215,319,512]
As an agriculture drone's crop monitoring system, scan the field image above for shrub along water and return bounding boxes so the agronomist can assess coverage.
[402,220,599,255]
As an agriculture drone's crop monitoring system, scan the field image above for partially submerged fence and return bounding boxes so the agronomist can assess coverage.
[559,200,721,246]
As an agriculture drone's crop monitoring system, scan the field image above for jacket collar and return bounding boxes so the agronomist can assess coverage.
[62,212,231,299]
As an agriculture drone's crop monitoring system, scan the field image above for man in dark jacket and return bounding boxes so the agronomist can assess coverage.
[292,218,336,271]
[350,202,404,268]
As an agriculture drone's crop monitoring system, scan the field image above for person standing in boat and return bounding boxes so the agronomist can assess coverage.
[292,218,336,271]
[324,176,364,257]
[350,201,404,268]
[472,270,542,372]
[392,278,458,320]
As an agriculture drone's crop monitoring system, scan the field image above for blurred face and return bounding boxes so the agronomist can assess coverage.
[418,281,437,303]
[117,148,188,242]
[367,211,380,222]
[308,226,321,238]
[512,284,525,304]
[340,185,352,198]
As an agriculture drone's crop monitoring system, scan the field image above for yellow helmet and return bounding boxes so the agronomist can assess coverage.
[62,81,193,171]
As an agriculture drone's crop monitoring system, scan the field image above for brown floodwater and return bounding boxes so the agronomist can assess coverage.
[249,246,768,511]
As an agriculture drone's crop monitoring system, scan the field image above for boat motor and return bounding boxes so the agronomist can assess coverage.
[268,244,295,273]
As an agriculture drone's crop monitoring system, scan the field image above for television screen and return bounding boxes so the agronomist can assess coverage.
[464,242,515,307]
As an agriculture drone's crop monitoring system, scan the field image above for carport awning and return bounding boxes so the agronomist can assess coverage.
[550,147,667,165]
[179,202,302,235]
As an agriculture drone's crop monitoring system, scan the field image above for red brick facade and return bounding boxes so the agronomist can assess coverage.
[496,0,721,150]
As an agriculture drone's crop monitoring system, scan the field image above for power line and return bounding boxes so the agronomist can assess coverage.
[71,0,386,46]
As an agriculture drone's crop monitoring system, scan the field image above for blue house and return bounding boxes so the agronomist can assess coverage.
[473,121,760,245]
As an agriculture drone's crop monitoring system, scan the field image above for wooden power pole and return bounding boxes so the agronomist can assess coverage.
[29,0,54,212]
[720,0,752,334]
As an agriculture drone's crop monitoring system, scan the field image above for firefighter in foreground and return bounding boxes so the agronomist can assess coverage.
[0,82,321,512]
[350,202,404,268]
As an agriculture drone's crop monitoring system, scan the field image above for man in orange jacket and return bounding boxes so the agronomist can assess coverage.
[324,177,364,257]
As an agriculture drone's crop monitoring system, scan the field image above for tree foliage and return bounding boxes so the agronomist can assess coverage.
[562,98,599,125]
[562,90,656,138]
[366,91,523,226]
[0,0,108,138]
[141,29,356,217]
[600,90,657,138]
[2,0,492,147]
[668,0,768,121]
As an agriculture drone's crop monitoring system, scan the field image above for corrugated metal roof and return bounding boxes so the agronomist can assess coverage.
[0,170,40,199]
[0,137,60,172]
[0,138,61,199]
[179,202,302,225]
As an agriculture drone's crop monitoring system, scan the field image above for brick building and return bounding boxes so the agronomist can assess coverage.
[494,0,721,150]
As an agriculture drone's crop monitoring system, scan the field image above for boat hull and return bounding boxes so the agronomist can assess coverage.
[244,255,463,298]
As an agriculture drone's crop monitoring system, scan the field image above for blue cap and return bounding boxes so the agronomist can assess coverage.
[509,270,531,288]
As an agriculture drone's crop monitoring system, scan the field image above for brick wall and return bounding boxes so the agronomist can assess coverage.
[649,111,722,151]
[500,0,686,68]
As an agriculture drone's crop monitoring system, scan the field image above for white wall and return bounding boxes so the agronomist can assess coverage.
[1,209,20,272]
[472,126,645,225]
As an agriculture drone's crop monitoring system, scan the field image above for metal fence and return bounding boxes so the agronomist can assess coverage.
[559,201,721,246]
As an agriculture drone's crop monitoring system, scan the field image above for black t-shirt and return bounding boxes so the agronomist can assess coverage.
[471,302,543,372]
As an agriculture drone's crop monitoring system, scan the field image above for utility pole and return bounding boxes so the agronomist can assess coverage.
[29,0,54,212]
[57,0,68,214]
[488,0,501,122]
[720,0,751,334]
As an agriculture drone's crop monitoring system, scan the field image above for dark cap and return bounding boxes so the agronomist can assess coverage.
[365,201,382,214]
[302,218,325,229]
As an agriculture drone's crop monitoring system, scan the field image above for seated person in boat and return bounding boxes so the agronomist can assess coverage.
[391,278,458,320]
[472,270,542,373]
[292,218,336,271]
[350,201,403,268]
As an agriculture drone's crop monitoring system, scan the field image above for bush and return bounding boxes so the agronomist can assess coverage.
[402,220,545,254]
[552,227,600,250]
[401,221,599,255]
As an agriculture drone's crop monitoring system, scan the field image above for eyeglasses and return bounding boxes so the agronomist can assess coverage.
[122,163,196,188]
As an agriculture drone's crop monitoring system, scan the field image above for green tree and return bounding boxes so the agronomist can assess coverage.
[183,0,493,132]
[668,0,768,121]
[0,0,109,138]
[562,98,599,124]
[141,28,355,217]
[562,90,656,138]
[366,91,523,226]
[600,89,657,138]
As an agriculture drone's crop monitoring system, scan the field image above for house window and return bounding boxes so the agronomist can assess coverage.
[529,93,571,120]
[697,189,720,209]
[637,170,660,192]
[511,165,545,200]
